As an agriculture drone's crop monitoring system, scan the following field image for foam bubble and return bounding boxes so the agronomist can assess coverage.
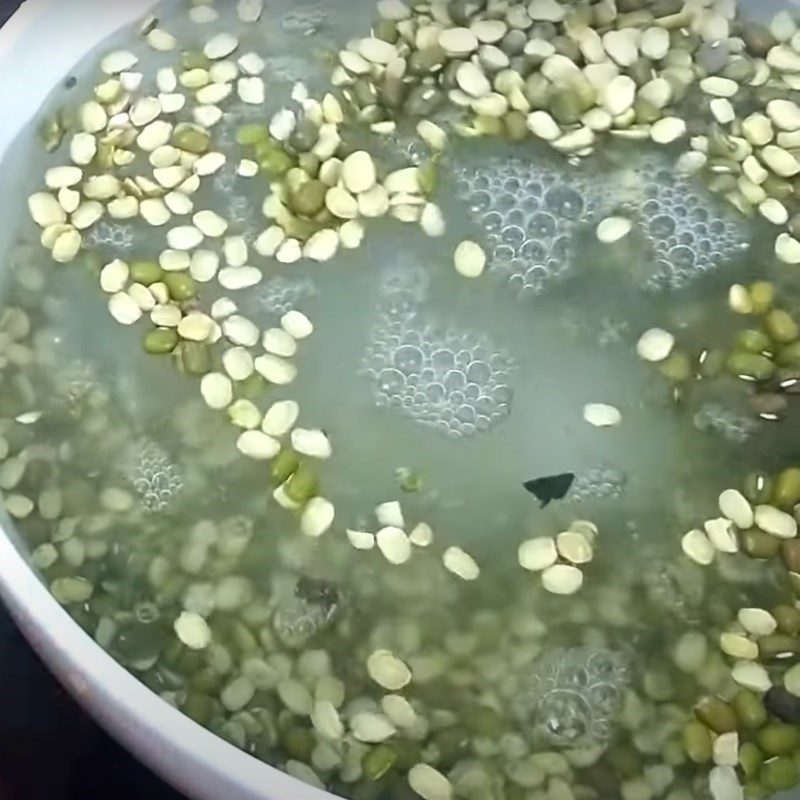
[517,647,631,748]
[568,465,627,501]
[127,439,183,514]
[362,288,515,439]
[456,157,599,298]
[456,152,748,295]
[631,161,746,291]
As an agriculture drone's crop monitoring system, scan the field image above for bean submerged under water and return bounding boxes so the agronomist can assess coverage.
[8,1,800,800]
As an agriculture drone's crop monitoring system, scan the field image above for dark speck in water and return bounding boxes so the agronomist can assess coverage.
[523,473,575,507]
[64,76,77,89]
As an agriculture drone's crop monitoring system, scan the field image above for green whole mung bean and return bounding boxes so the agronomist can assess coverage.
[765,310,800,345]
[743,472,775,505]
[757,724,800,756]
[740,742,766,779]
[182,51,209,70]
[777,342,800,367]
[737,330,772,354]
[741,23,776,57]
[97,143,115,170]
[297,153,320,177]
[163,272,196,302]
[749,282,776,314]
[773,468,800,509]
[176,342,211,376]
[270,448,300,485]
[373,19,397,43]
[659,352,692,382]
[474,115,504,137]
[363,744,397,780]
[379,76,406,109]
[236,122,270,147]
[783,540,800,574]
[282,215,320,241]
[550,90,587,126]
[761,755,798,791]
[256,145,293,177]
[144,328,179,355]
[759,633,800,662]
[764,176,793,201]
[734,690,769,730]
[290,180,327,217]
[237,373,266,399]
[774,605,800,636]
[284,464,318,505]
[130,260,163,286]
[698,349,726,378]
[694,695,738,733]
[283,727,314,762]
[744,781,768,800]
[183,691,214,724]
[726,352,775,381]
[504,111,528,141]
[635,99,662,124]
[682,720,713,763]
[742,527,781,558]
[172,123,210,154]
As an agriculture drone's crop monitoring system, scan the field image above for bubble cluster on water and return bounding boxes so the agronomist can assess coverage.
[694,402,758,444]
[518,647,631,748]
[455,152,748,296]
[85,221,134,252]
[126,439,184,514]
[456,157,600,299]
[629,158,747,291]
[568,465,627,501]
[251,276,317,318]
[361,272,515,439]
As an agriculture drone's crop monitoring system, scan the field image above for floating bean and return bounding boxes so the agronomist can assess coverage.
[144,328,179,355]
[742,529,781,560]
[727,352,775,381]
